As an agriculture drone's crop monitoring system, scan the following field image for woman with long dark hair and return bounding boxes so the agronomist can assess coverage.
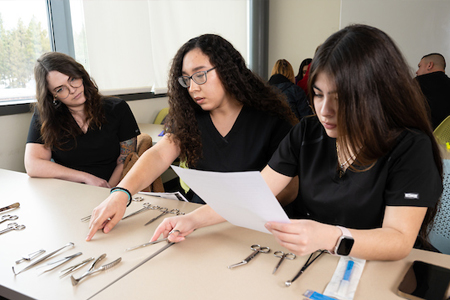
[151,25,442,261]
[86,34,297,240]
[25,52,140,188]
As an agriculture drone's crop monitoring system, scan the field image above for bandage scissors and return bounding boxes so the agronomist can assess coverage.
[228,244,270,269]
[285,250,325,286]
[0,214,18,224]
[272,251,296,274]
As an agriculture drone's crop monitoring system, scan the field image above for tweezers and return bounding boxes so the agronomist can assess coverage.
[125,238,168,251]
[59,257,95,278]
[12,242,74,275]
[38,252,82,275]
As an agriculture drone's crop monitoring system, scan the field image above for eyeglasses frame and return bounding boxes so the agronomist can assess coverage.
[178,67,216,88]
[53,77,83,100]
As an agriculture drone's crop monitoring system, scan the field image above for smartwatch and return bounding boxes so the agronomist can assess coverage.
[332,226,354,256]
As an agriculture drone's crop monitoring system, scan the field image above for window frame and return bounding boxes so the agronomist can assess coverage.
[0,0,268,116]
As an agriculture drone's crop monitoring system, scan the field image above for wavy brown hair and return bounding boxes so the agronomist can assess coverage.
[309,24,443,247]
[33,52,105,150]
[165,34,297,167]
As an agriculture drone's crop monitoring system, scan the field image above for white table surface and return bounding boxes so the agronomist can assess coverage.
[1,169,449,300]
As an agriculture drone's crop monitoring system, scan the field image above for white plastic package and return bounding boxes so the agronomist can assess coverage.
[323,256,366,300]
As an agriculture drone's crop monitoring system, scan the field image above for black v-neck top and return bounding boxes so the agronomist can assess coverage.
[194,106,292,172]
[269,116,442,229]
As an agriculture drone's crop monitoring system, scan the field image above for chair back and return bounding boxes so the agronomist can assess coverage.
[434,115,450,144]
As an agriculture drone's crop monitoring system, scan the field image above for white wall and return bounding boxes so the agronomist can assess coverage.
[268,0,341,78]
[0,97,168,173]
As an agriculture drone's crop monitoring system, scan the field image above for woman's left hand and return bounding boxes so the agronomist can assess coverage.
[265,219,340,256]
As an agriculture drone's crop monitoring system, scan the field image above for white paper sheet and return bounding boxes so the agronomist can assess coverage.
[171,166,290,234]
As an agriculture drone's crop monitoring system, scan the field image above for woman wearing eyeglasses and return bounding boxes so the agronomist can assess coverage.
[25,52,140,188]
[86,34,297,240]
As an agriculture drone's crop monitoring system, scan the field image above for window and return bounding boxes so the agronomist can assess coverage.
[69,0,249,95]
[0,1,51,103]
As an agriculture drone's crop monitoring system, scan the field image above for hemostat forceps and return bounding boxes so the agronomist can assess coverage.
[228,244,270,269]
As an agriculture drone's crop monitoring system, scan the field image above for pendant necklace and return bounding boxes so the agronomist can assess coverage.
[336,143,357,177]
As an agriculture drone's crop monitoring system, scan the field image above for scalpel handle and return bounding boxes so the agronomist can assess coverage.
[0,202,20,213]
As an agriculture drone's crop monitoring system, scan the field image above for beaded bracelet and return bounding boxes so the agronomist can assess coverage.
[110,187,132,207]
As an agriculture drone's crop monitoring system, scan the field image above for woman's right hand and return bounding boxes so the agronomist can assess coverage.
[83,173,111,188]
[86,192,128,241]
[150,214,198,243]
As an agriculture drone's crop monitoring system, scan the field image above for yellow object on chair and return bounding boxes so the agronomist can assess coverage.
[434,115,450,145]
[154,107,169,125]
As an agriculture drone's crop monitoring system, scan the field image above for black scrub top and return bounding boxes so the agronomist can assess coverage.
[268,116,442,229]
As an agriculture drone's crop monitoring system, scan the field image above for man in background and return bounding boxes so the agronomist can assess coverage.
[416,53,450,129]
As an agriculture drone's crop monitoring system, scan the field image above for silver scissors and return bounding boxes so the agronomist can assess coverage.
[0,222,25,235]
[0,214,18,224]
[228,244,270,269]
[272,251,296,274]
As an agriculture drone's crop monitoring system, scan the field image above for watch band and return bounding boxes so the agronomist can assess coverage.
[337,226,353,238]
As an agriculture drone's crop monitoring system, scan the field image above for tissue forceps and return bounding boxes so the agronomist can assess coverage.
[285,250,325,286]
[59,257,95,278]
[12,242,74,275]
[38,252,82,275]
[272,251,296,274]
[0,214,18,224]
[125,238,168,251]
[228,244,270,269]
[122,203,158,220]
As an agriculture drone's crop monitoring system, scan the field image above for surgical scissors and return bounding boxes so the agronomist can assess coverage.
[0,222,25,235]
[272,251,296,274]
[0,214,18,225]
[285,250,325,286]
[228,244,270,269]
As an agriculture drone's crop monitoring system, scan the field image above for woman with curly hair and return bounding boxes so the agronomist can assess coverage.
[150,25,442,261]
[86,34,297,240]
[25,52,140,188]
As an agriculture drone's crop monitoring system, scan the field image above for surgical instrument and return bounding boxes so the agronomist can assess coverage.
[285,250,325,287]
[144,208,182,226]
[12,242,74,275]
[71,256,121,286]
[125,238,168,251]
[0,214,18,224]
[228,244,270,269]
[38,252,82,275]
[15,249,46,264]
[272,251,296,274]
[59,257,95,278]
[0,222,25,236]
[122,203,158,220]
[0,202,20,213]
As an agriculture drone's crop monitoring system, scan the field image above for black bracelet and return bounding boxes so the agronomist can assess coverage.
[110,187,132,207]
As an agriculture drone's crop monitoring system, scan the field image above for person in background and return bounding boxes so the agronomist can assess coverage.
[268,59,312,120]
[151,24,442,261]
[25,52,140,188]
[86,34,298,241]
[415,53,450,129]
[295,58,312,84]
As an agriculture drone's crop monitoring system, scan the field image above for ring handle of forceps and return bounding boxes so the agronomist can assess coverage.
[274,251,296,260]
[244,245,270,262]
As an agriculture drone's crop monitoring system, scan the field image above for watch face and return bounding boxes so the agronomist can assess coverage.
[336,237,355,256]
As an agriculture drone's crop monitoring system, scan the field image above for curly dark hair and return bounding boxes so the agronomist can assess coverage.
[33,52,106,150]
[165,34,297,167]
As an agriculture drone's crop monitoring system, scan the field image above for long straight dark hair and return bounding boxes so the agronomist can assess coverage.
[309,24,443,245]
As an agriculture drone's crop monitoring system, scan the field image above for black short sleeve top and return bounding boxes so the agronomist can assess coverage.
[268,116,442,229]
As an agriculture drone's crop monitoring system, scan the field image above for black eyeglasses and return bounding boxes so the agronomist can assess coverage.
[178,67,216,88]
